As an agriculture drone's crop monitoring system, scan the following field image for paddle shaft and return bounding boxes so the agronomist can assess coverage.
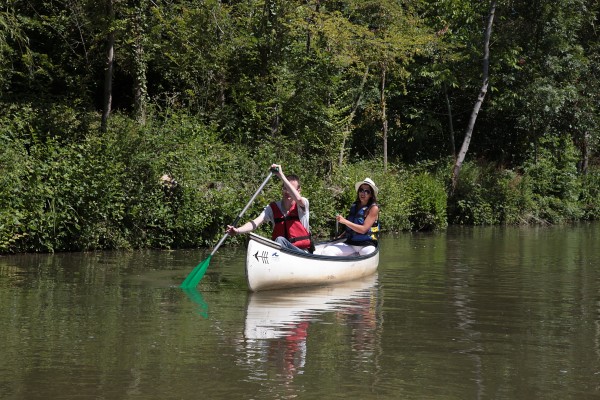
[209,171,274,257]
[180,170,276,288]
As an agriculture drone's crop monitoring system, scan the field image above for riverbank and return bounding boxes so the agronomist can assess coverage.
[2,113,599,253]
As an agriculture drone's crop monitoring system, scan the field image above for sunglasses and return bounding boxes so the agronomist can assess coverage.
[358,188,372,195]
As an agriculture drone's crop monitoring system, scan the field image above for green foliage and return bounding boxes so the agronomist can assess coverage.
[105,112,255,249]
[522,135,583,223]
[373,169,413,233]
[317,160,414,234]
[2,0,600,253]
[0,109,261,252]
[4,135,131,252]
[449,134,584,226]
[321,161,447,233]
[2,105,600,254]
[405,172,448,231]
[449,161,535,226]
[0,5,32,96]
[449,162,499,225]
[494,169,535,225]
[0,136,28,252]
[579,166,600,220]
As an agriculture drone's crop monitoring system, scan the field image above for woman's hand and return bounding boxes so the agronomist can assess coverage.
[337,205,379,234]
[336,215,348,225]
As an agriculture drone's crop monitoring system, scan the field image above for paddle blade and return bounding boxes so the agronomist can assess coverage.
[180,255,212,289]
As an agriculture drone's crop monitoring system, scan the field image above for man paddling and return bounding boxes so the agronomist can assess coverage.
[226,164,313,253]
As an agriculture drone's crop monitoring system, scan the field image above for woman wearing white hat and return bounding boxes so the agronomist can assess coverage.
[321,178,380,256]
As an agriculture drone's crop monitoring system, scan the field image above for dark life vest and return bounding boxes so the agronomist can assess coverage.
[345,202,380,245]
[270,202,312,250]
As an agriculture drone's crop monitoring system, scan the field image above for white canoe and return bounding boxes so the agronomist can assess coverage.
[245,233,379,292]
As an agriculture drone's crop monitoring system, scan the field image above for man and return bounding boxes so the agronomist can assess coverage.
[226,164,312,252]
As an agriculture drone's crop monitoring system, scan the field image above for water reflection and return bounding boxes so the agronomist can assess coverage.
[240,274,381,387]
[447,260,484,399]
[181,288,209,318]
[2,224,600,399]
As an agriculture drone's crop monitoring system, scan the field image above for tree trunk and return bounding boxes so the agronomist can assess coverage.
[580,131,590,174]
[451,0,496,189]
[101,0,115,132]
[271,103,279,135]
[306,1,320,53]
[381,66,388,172]
[339,65,370,168]
[133,1,147,125]
[444,83,456,158]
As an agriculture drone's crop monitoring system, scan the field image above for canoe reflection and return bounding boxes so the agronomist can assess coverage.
[245,273,379,339]
[241,274,380,383]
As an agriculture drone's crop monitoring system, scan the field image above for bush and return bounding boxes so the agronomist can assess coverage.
[4,104,600,254]
[448,161,499,225]
[448,161,536,225]
[315,161,417,235]
[405,172,448,231]
[495,169,535,225]
[522,135,582,223]
[579,167,600,220]
[0,137,29,252]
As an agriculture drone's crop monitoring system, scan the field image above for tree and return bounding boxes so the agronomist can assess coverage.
[101,0,115,132]
[451,0,496,189]
[513,0,600,172]
[0,3,32,96]
[130,0,148,124]
[308,0,433,169]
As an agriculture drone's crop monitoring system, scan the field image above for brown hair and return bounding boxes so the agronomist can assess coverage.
[355,184,377,204]
[286,174,301,189]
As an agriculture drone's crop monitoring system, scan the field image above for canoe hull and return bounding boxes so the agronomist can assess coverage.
[245,233,379,292]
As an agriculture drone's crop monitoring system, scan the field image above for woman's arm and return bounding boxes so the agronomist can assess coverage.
[336,205,379,234]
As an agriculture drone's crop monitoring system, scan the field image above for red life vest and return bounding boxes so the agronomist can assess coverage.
[269,201,312,250]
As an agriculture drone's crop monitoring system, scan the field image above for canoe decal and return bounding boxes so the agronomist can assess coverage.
[253,250,280,263]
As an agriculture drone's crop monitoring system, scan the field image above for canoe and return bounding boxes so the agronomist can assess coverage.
[244,273,379,339]
[245,233,379,292]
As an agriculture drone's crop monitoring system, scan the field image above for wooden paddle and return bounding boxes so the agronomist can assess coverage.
[180,169,275,288]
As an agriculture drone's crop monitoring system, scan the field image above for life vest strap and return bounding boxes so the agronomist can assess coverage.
[289,235,310,243]
[273,215,300,223]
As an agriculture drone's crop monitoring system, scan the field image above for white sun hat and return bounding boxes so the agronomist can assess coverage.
[355,178,379,196]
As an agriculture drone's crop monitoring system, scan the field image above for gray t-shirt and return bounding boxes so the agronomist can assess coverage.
[261,198,310,231]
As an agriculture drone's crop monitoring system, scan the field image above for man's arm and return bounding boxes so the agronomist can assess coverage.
[226,212,266,235]
[272,163,305,209]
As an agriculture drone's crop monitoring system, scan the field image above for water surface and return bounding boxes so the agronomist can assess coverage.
[1,224,599,399]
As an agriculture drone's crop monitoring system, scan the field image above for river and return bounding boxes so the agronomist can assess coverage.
[1,223,599,399]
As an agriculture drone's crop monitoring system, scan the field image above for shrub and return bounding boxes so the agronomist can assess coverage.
[579,167,600,220]
[448,161,499,225]
[495,169,535,225]
[319,161,413,235]
[522,135,582,223]
[405,172,448,231]
[0,137,29,252]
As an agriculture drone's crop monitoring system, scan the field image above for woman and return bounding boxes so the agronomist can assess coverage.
[321,178,380,256]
